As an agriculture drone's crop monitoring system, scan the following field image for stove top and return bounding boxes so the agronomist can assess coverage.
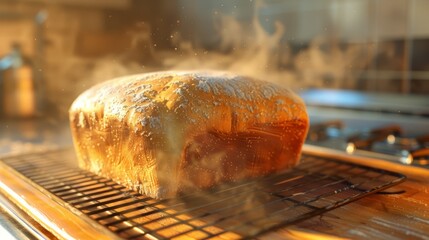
[306,120,429,167]
[301,89,429,169]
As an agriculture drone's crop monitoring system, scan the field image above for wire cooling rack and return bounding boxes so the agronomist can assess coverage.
[1,149,405,239]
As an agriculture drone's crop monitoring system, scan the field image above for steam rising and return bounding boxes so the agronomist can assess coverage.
[164,0,287,82]
[56,0,375,115]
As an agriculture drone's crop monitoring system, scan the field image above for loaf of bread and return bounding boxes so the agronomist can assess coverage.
[69,71,309,199]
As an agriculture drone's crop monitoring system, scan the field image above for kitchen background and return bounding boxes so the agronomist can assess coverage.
[0,0,428,120]
[2,2,429,239]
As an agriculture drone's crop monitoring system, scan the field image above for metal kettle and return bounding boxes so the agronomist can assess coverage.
[0,43,36,118]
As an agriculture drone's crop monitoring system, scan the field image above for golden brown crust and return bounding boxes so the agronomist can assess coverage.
[69,71,309,198]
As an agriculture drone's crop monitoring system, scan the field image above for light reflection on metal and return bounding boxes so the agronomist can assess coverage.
[346,142,355,154]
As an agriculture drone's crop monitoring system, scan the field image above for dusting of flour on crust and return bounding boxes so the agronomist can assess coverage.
[71,70,303,133]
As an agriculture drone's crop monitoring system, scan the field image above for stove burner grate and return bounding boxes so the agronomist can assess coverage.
[307,121,429,167]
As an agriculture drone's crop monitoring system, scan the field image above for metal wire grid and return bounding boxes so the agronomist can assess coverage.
[1,149,405,240]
